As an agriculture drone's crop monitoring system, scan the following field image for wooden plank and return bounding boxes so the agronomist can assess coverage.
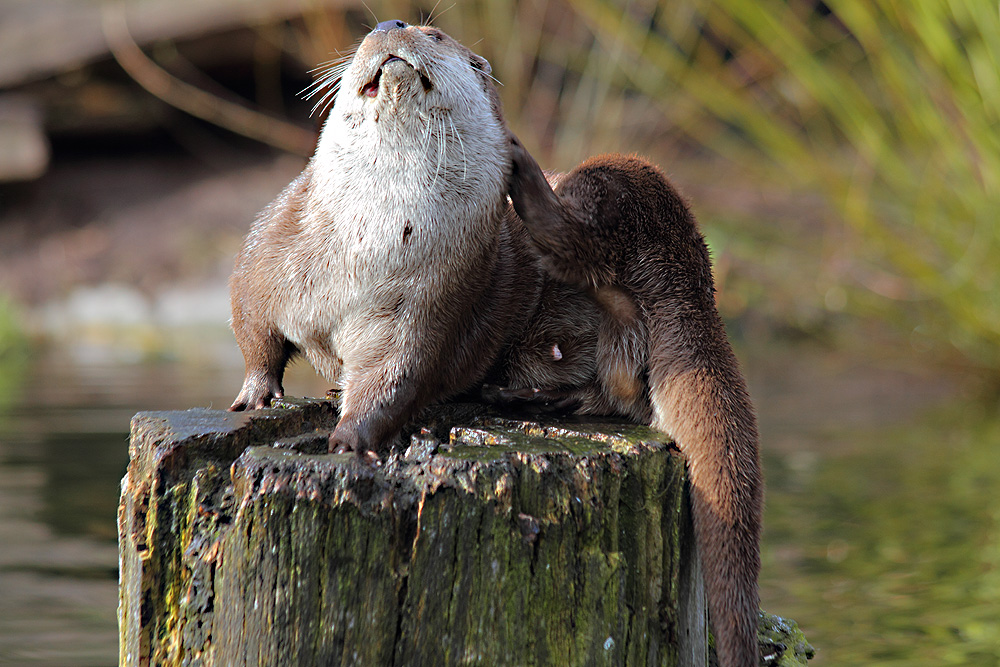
[0,0,359,88]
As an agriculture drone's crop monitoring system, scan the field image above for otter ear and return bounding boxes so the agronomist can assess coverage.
[471,56,492,75]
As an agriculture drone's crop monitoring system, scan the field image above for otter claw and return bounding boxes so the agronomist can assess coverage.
[328,433,381,466]
[229,372,283,411]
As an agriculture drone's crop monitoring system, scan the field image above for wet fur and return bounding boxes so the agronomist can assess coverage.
[229,23,761,666]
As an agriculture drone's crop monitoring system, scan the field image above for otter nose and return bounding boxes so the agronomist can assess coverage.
[373,19,407,33]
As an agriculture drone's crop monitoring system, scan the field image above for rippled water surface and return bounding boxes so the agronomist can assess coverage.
[760,396,1000,665]
[0,343,230,665]
[0,339,996,665]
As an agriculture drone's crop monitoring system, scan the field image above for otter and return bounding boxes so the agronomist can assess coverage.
[228,20,762,667]
[230,19,546,452]
[506,143,763,667]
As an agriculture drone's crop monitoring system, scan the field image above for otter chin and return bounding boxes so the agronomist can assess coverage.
[228,20,763,667]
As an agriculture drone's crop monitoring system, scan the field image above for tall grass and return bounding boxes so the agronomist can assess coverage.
[300,1,997,371]
[562,0,1000,371]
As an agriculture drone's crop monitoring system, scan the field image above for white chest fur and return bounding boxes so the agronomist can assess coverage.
[271,111,507,371]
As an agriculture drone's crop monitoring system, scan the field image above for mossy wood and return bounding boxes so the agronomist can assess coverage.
[119,398,812,666]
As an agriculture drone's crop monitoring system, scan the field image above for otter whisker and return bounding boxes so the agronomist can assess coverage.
[430,114,446,190]
[307,52,354,77]
[359,0,378,30]
[421,0,438,25]
[302,53,354,97]
[447,113,467,180]
[438,114,449,188]
[420,112,436,187]
[302,51,356,117]
[474,67,503,88]
[419,109,435,167]
[426,1,456,25]
[308,83,342,118]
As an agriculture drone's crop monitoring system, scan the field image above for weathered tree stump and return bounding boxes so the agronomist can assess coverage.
[118,398,813,666]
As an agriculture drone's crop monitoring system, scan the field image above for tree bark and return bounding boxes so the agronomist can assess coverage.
[119,398,812,666]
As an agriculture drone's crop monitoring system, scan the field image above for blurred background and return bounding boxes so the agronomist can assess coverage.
[0,0,997,664]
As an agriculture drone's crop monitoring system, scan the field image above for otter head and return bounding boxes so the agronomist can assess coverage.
[334,21,499,128]
[312,21,509,194]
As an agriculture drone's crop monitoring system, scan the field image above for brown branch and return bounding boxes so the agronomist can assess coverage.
[101,5,316,157]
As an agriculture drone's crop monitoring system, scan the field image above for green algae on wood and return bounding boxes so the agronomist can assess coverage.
[757,611,816,666]
[119,398,811,666]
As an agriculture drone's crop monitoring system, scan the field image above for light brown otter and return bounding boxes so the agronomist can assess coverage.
[230,20,558,452]
[228,20,762,666]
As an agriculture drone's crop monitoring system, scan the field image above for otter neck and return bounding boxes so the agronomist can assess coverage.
[314,101,508,208]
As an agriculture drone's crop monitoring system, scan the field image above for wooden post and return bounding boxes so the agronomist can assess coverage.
[119,398,813,666]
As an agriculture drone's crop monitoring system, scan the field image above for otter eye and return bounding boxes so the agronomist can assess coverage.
[427,29,444,42]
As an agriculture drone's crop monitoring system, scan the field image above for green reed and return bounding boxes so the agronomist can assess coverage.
[313,1,998,371]
[560,0,1000,371]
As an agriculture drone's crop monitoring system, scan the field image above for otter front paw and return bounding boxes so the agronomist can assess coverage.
[506,132,567,244]
[507,133,546,199]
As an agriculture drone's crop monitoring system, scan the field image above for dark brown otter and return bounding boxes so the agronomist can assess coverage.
[228,20,762,666]
[506,141,763,667]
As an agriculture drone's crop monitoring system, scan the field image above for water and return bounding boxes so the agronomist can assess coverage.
[749,349,1000,665]
[0,337,997,665]
[759,400,1000,665]
[0,334,268,666]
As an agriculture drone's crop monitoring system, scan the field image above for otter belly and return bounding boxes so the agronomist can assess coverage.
[272,194,501,388]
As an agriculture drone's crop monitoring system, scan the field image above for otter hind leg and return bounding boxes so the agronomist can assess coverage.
[230,327,297,411]
[590,285,651,423]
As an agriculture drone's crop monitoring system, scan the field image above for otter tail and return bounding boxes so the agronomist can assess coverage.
[646,303,762,667]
